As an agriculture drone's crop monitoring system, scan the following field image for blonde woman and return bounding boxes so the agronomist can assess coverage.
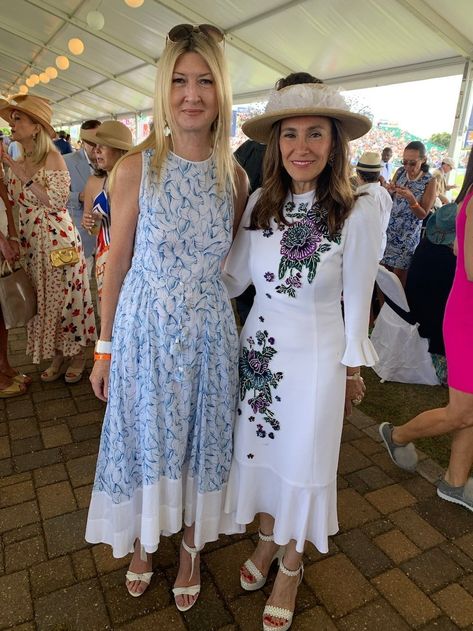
[86,24,248,611]
[0,95,96,383]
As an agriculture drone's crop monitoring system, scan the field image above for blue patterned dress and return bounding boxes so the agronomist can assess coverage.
[382,168,432,269]
[85,150,240,557]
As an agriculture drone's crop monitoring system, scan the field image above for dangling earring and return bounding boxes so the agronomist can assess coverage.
[164,121,171,137]
[328,152,335,166]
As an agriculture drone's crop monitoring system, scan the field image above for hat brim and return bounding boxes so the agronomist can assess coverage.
[87,130,132,151]
[0,102,55,139]
[80,128,98,144]
[242,107,372,143]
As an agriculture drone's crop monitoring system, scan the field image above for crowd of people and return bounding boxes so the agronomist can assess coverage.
[0,22,472,631]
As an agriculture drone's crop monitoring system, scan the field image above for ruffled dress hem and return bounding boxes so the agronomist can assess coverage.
[224,459,338,554]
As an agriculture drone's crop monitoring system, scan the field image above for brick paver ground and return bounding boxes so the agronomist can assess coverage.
[1,326,472,631]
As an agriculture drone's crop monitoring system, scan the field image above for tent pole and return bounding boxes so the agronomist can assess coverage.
[448,59,473,162]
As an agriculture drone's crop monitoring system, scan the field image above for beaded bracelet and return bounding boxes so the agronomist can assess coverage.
[94,352,111,361]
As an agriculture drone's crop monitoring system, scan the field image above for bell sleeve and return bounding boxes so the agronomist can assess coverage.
[341,196,382,367]
[222,190,259,299]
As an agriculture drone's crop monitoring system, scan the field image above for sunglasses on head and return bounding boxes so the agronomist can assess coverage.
[402,159,420,166]
[167,23,224,44]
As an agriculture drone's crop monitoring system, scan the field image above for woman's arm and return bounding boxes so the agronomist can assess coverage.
[417,177,437,218]
[233,162,249,236]
[81,175,105,232]
[465,195,473,281]
[89,153,141,400]
[2,150,68,208]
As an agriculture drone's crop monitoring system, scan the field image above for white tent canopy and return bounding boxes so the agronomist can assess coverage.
[0,0,472,138]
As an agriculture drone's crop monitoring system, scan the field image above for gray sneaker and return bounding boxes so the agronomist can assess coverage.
[437,478,473,512]
[378,422,418,472]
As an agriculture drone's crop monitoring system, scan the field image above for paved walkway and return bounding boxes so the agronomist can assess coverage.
[1,326,473,631]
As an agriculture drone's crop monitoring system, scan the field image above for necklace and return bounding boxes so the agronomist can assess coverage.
[24,150,33,158]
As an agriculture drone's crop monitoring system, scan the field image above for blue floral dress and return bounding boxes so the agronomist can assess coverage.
[85,150,239,557]
[382,168,432,269]
[223,190,381,553]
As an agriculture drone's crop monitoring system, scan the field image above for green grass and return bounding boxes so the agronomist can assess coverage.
[359,368,451,469]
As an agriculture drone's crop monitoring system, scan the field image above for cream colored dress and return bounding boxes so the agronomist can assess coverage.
[8,168,96,362]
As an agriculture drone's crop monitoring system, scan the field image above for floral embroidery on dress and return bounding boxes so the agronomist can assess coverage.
[239,328,283,439]
[275,200,341,298]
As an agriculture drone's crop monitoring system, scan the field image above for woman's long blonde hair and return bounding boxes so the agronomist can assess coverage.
[110,32,235,193]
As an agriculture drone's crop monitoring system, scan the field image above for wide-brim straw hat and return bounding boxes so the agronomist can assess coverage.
[425,202,457,246]
[0,94,55,138]
[81,120,133,151]
[441,156,455,169]
[242,83,372,144]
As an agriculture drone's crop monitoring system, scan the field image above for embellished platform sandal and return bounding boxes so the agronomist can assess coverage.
[262,559,304,631]
[240,530,285,591]
[172,540,202,612]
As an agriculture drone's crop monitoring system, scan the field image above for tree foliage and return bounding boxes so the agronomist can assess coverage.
[429,132,451,148]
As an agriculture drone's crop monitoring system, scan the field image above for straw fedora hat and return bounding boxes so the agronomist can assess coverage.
[0,94,55,138]
[81,120,133,151]
[356,151,382,173]
[242,83,372,144]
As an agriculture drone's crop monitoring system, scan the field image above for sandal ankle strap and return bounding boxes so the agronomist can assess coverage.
[258,529,275,542]
[280,558,304,583]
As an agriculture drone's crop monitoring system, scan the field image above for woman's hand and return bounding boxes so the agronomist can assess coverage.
[81,211,96,232]
[0,235,19,264]
[393,185,416,205]
[344,373,366,418]
[1,152,28,184]
[90,359,110,401]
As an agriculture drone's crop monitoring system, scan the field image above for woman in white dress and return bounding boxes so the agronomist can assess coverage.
[224,74,381,631]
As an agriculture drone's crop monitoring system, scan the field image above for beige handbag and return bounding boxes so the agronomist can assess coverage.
[0,260,37,329]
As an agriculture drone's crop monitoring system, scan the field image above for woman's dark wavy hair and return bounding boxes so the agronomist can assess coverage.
[405,140,430,173]
[249,73,355,235]
[455,149,473,203]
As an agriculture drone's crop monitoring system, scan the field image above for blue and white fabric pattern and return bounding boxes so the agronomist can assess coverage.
[86,149,241,557]
[382,168,432,270]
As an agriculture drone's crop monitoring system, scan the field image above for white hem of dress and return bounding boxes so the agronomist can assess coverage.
[85,475,244,558]
[224,458,339,554]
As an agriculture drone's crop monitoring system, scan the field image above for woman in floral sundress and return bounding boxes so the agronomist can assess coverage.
[223,74,381,631]
[0,95,96,383]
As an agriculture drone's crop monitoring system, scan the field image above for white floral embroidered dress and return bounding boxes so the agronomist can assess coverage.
[223,190,381,553]
[8,168,96,363]
[86,150,240,557]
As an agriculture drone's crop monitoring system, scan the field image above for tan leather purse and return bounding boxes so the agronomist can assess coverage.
[50,247,79,268]
[0,260,37,329]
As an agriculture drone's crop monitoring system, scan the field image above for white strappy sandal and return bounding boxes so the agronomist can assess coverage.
[240,530,285,591]
[262,559,304,631]
[125,543,153,597]
[172,539,203,612]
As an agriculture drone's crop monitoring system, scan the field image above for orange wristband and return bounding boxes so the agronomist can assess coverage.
[94,352,111,361]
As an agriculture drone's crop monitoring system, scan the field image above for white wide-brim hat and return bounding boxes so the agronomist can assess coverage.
[242,83,372,144]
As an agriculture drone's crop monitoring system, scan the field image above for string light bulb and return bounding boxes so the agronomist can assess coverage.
[29,74,40,85]
[56,55,70,70]
[45,66,58,79]
[39,72,50,83]
[86,10,105,30]
[25,77,36,88]
[68,38,85,55]
[124,0,144,7]
[18,85,28,94]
